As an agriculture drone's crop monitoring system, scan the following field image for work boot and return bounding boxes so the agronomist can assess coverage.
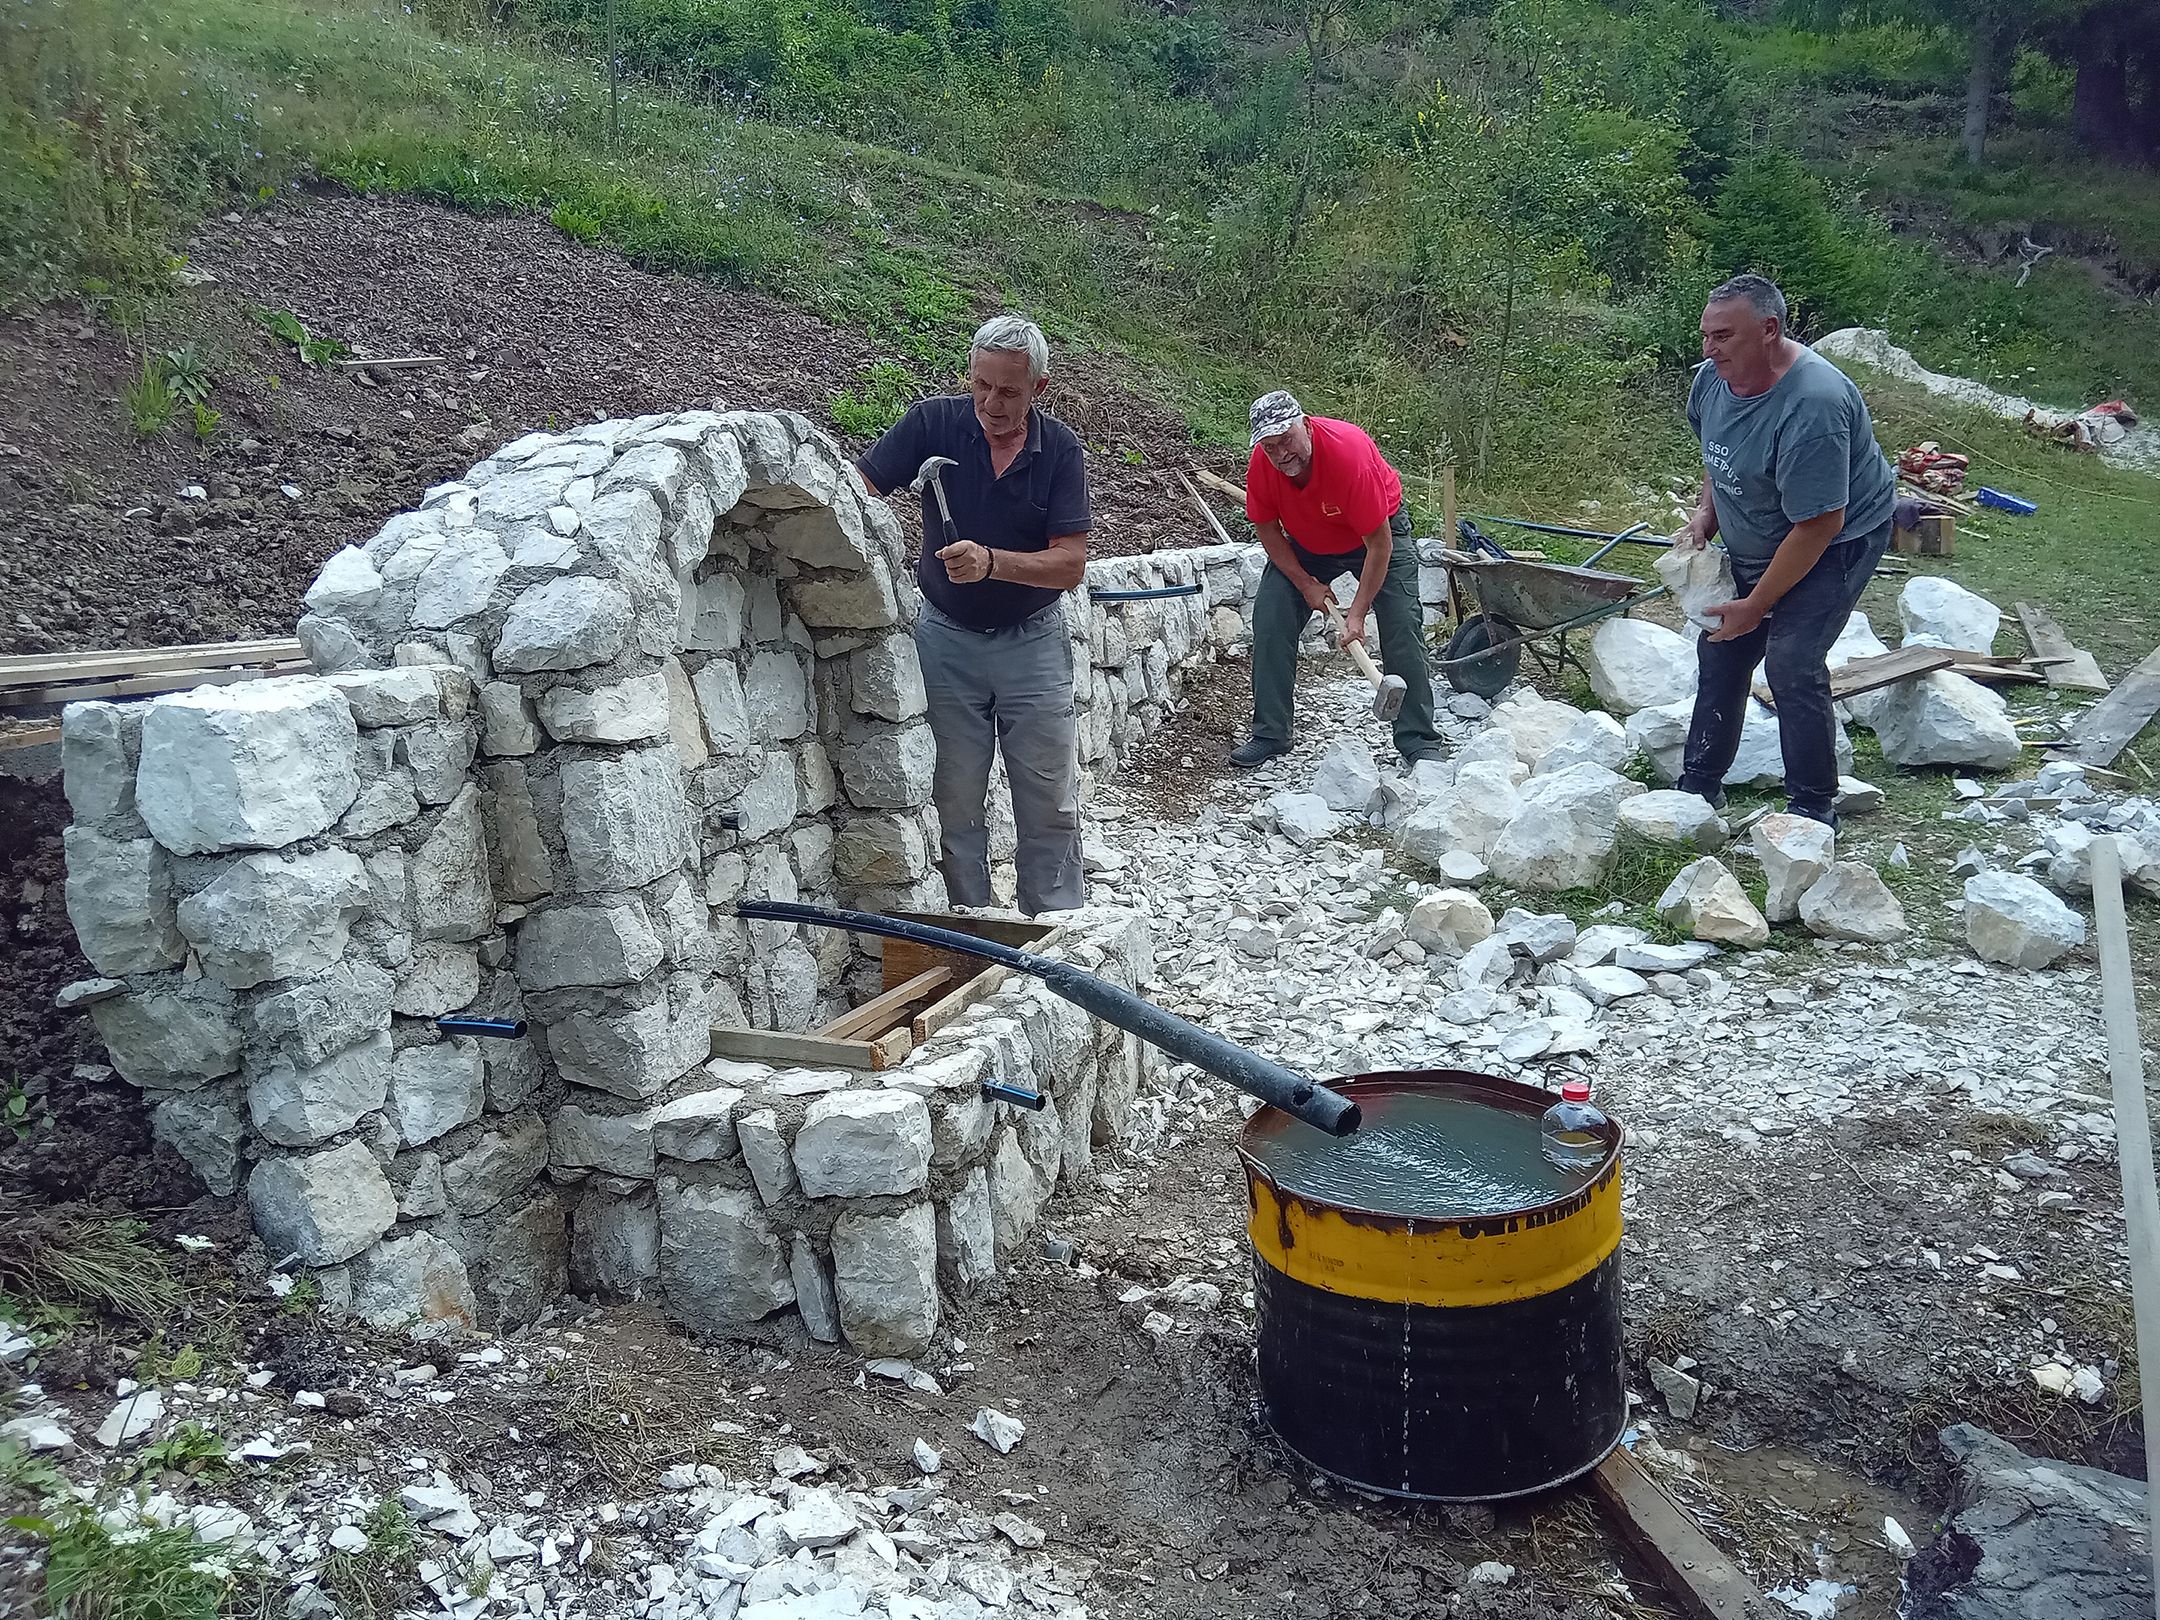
[1228,736,1291,769]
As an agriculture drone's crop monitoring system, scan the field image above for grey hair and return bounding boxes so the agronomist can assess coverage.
[1706,273,1788,328]
[970,314,1050,382]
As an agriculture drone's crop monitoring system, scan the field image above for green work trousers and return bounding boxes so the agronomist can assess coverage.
[1249,512,1442,762]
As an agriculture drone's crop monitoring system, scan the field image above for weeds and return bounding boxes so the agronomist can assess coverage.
[0,1205,183,1328]
[0,1437,70,1505]
[3,1079,36,1143]
[828,359,923,441]
[120,354,177,437]
[15,1507,263,1620]
[156,345,212,406]
[189,401,220,443]
[255,308,347,367]
[320,1498,421,1620]
[128,1421,228,1483]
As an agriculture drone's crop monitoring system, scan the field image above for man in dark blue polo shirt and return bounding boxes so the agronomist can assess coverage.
[857,315,1091,915]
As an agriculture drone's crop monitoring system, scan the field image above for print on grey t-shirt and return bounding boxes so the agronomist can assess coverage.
[1687,347,1899,563]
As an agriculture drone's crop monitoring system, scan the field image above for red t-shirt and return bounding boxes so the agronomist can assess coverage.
[1246,416,1403,555]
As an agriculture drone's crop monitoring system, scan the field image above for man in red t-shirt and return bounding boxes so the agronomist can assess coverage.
[1231,390,1442,767]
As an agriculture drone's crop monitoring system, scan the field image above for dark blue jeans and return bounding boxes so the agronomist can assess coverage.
[1677,524,1891,823]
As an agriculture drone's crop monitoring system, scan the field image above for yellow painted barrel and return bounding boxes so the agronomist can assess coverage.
[1239,1069,1626,1501]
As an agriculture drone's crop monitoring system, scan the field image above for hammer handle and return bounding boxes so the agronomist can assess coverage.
[1326,604,1388,691]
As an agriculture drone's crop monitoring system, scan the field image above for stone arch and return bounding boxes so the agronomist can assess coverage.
[62,410,1154,1350]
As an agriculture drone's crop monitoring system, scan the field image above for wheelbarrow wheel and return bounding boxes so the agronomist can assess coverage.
[1443,614,1523,698]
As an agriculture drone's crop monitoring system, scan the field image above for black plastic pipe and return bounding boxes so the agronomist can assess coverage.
[735,901,1361,1137]
[436,1016,528,1039]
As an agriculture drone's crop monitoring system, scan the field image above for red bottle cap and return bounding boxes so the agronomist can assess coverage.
[1560,1080,1593,1103]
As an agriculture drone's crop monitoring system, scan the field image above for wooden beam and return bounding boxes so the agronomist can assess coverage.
[0,637,306,683]
[2015,601,2110,693]
[0,662,310,708]
[707,1026,881,1070]
[0,723,63,752]
[2089,836,2160,1620]
[1189,465,1247,505]
[1175,469,1238,548]
[2052,643,2160,767]
[817,967,952,1042]
[1590,1448,1785,1620]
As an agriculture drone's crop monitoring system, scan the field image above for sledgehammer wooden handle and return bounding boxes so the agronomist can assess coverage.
[1327,604,1386,687]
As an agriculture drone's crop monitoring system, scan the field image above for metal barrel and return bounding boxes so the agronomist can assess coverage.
[1240,1070,1626,1502]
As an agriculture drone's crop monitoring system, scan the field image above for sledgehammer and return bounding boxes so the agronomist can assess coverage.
[1325,604,1407,722]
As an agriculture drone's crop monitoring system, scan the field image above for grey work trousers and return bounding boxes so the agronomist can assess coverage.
[913,601,1085,916]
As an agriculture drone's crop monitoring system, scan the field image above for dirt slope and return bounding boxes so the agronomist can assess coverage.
[0,189,1236,659]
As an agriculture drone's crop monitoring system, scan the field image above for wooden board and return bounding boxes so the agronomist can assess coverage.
[1590,1448,1785,1620]
[817,967,951,1042]
[0,661,310,708]
[1826,644,1956,700]
[2052,643,2160,767]
[0,723,63,752]
[0,637,305,684]
[2016,601,2110,693]
[706,1024,912,1072]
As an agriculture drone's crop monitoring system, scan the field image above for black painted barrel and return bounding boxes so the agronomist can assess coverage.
[1239,1069,1626,1501]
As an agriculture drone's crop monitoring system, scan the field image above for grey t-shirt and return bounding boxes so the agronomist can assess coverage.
[1687,347,1898,562]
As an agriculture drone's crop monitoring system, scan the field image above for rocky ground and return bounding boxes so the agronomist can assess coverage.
[5,659,2151,1620]
[3,190,2155,1620]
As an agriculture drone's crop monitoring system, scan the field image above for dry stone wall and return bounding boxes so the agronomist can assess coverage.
[58,410,1180,1357]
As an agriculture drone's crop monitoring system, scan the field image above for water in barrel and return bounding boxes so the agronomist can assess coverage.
[1244,1082,1603,1218]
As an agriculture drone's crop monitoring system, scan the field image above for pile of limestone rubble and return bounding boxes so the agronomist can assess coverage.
[1257,573,2153,975]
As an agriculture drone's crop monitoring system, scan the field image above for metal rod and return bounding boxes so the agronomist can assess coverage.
[1469,513,1676,547]
[1432,586,1672,670]
[2090,835,2160,1620]
[735,901,1361,1137]
[1090,585,1204,601]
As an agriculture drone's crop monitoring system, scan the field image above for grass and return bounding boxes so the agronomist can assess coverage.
[0,1208,184,1330]
[15,1509,271,1620]
[320,1498,421,1620]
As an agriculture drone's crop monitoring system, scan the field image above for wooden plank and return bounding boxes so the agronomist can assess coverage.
[1827,644,1956,701]
[869,1026,914,1071]
[0,723,63,752]
[2089,837,2160,1619]
[2016,601,2110,693]
[1590,1448,1784,1620]
[0,662,310,708]
[0,637,305,683]
[817,967,952,1042]
[1189,465,1247,504]
[707,1026,881,1070]
[2052,643,2160,767]
[1945,650,2049,685]
[912,963,1018,1044]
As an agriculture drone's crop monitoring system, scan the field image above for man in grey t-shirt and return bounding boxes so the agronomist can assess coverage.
[1674,273,1898,826]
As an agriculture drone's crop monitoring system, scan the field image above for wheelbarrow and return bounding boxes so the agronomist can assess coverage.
[1434,516,1677,699]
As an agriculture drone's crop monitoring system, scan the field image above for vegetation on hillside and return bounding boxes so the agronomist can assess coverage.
[3,0,2157,513]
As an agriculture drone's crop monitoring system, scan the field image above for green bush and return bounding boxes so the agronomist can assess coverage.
[1707,149,1889,335]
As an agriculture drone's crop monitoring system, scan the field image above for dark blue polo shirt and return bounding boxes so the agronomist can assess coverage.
[859,395,1091,630]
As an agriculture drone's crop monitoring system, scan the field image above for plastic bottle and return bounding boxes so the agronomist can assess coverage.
[1540,1080,1608,1172]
